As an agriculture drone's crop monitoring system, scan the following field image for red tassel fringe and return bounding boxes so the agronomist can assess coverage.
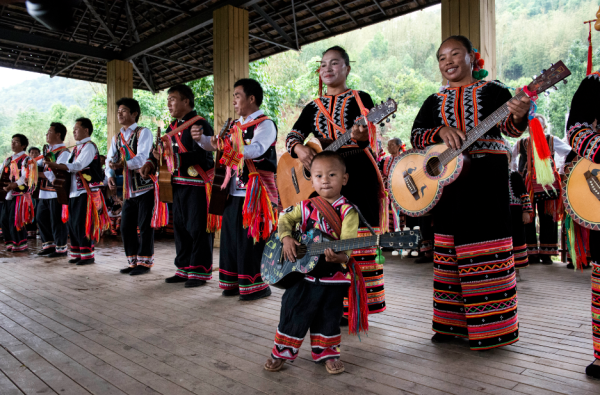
[61,204,69,223]
[348,258,369,336]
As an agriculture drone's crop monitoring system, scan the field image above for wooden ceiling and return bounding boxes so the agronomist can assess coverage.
[0,0,438,92]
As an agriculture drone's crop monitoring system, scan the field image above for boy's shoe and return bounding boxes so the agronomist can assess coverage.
[120,267,135,274]
[76,258,95,265]
[222,289,240,296]
[37,249,55,256]
[68,257,81,264]
[240,287,271,301]
[184,279,206,288]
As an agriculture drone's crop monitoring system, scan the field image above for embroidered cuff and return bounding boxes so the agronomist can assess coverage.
[173,153,181,171]
[503,115,525,138]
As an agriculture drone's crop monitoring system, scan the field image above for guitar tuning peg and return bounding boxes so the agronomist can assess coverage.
[553,86,558,91]
[388,97,392,101]
[544,91,550,97]
[541,69,546,74]
[532,75,537,80]
[563,79,568,84]
[392,114,396,119]
[379,123,385,128]
[550,63,554,66]
[386,118,391,123]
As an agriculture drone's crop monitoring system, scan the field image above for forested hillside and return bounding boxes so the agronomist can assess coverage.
[0,0,597,158]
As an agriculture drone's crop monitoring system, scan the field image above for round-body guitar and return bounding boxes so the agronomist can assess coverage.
[389,144,464,217]
[562,156,600,230]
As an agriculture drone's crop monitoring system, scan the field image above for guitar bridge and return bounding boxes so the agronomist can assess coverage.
[584,171,600,201]
[403,171,420,201]
[291,167,300,194]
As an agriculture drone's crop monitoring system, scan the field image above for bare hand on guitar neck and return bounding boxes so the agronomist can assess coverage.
[294,123,370,170]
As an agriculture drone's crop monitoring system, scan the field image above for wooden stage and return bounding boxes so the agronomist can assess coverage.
[0,237,598,395]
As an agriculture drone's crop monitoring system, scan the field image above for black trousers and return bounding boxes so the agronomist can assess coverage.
[173,184,213,280]
[271,281,348,362]
[121,191,155,267]
[218,196,270,295]
[525,200,558,256]
[68,194,94,260]
[1,199,27,251]
[36,198,68,253]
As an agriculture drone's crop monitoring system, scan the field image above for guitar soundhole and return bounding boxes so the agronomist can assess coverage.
[303,168,311,180]
[425,156,444,177]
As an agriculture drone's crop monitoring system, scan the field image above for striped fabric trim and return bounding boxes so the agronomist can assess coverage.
[172,176,206,187]
[42,241,56,250]
[55,245,68,253]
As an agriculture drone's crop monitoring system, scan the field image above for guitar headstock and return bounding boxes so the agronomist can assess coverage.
[218,117,233,139]
[527,61,571,95]
[380,230,420,249]
[366,98,398,127]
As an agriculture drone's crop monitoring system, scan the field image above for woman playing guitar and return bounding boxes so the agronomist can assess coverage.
[411,35,531,350]
[565,70,600,378]
[285,46,388,319]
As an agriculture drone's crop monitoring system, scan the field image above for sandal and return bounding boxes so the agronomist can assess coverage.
[264,358,285,372]
[325,359,345,374]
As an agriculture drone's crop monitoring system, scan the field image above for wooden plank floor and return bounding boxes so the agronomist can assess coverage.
[0,236,598,395]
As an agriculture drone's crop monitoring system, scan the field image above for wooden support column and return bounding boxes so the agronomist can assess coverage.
[213,5,249,129]
[441,0,496,80]
[107,59,133,149]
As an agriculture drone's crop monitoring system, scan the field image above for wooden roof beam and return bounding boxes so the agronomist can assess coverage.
[120,0,261,60]
[251,4,297,49]
[81,0,119,43]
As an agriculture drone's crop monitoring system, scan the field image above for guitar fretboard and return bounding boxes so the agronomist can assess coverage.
[307,235,380,256]
[323,118,367,153]
[438,91,525,166]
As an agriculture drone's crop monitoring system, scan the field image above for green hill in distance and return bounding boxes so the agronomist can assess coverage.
[0,74,98,113]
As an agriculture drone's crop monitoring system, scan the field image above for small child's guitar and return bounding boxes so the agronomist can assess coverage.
[260,228,420,289]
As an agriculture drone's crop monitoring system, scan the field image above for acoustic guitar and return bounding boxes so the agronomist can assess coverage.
[389,61,571,217]
[156,127,173,203]
[562,152,600,230]
[260,228,420,289]
[277,98,398,209]
[208,118,233,215]
[37,169,70,205]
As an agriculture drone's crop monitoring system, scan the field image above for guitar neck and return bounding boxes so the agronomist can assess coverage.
[438,90,525,166]
[323,119,367,153]
[308,234,379,256]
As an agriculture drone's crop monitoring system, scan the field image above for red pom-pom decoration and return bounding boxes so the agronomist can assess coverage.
[478,59,485,67]
[475,52,481,60]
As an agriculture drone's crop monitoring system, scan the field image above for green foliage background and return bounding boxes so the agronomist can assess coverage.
[0,0,598,158]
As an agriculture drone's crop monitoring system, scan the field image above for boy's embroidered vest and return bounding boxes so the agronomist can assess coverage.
[114,127,154,193]
[3,154,30,196]
[68,142,104,191]
[299,196,354,278]
[40,145,70,192]
[229,114,277,189]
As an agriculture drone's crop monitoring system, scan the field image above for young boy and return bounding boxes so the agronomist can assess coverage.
[265,151,359,375]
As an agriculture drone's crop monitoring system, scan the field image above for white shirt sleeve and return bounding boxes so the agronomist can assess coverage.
[196,134,216,151]
[106,136,117,179]
[127,128,153,170]
[243,120,277,160]
[66,144,95,173]
[511,140,520,172]
[553,136,572,158]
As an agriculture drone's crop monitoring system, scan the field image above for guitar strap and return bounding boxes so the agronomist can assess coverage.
[170,120,221,233]
[309,197,376,237]
[309,196,343,238]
